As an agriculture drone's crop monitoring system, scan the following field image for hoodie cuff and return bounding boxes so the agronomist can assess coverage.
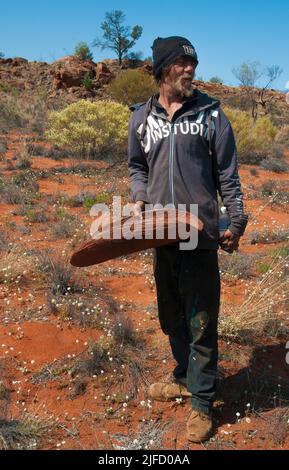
[228,218,248,237]
[134,191,149,204]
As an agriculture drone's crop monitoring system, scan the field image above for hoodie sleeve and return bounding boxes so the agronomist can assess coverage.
[127,112,150,203]
[212,109,248,236]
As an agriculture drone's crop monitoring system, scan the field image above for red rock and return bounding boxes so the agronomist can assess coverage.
[50,56,96,90]
[95,62,112,85]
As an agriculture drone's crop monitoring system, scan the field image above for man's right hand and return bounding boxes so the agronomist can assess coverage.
[133,200,145,217]
[219,229,240,253]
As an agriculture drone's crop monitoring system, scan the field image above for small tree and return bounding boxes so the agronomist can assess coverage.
[232,61,263,119]
[93,10,143,65]
[74,42,93,61]
[209,76,223,85]
[0,52,4,58]
[257,65,283,114]
[233,61,283,119]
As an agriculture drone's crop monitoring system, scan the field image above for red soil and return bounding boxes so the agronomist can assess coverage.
[0,129,288,450]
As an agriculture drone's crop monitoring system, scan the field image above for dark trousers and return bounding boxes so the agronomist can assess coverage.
[153,244,220,413]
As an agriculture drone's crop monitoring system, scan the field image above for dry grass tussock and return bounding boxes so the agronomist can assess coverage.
[0,246,36,284]
[219,253,289,342]
[0,411,55,450]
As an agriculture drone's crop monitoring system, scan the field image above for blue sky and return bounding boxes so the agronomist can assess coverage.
[1,0,289,90]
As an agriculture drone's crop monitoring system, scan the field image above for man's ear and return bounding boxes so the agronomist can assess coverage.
[160,64,172,83]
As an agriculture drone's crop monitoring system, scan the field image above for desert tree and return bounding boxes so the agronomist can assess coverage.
[209,76,224,85]
[232,61,283,119]
[92,10,142,65]
[257,65,283,115]
[232,61,263,119]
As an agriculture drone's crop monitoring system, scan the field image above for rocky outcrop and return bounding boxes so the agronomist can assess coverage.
[48,57,114,99]
[50,56,96,90]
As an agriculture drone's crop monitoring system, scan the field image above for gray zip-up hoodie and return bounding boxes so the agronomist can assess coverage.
[128,89,248,249]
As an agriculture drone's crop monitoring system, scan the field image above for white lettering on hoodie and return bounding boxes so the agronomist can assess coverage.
[137,116,205,153]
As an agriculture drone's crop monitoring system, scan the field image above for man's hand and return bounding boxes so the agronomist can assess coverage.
[219,229,240,253]
[133,200,145,217]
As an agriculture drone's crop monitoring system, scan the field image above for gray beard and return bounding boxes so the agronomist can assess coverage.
[181,87,195,98]
[175,73,195,98]
[173,83,194,99]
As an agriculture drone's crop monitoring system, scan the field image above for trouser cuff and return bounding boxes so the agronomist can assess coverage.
[191,399,212,415]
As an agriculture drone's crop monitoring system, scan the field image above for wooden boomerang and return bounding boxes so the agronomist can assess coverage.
[70,209,204,267]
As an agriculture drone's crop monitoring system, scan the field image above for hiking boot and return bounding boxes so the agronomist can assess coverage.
[186,409,213,443]
[163,372,188,387]
[148,381,192,402]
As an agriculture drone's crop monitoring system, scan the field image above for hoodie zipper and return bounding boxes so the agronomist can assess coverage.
[169,123,175,206]
[149,101,218,207]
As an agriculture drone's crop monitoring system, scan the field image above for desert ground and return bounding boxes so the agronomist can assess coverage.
[0,56,288,450]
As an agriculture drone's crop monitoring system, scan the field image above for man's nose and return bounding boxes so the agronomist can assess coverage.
[184,62,195,72]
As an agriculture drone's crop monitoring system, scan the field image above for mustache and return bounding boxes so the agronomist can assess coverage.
[180,73,195,81]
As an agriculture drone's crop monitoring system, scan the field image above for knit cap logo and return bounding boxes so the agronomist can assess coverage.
[182,45,195,56]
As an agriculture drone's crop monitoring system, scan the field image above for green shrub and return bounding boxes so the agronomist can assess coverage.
[74,42,93,61]
[46,100,130,159]
[83,193,111,211]
[224,107,278,163]
[260,180,278,197]
[0,139,7,154]
[83,71,93,90]
[12,172,39,192]
[0,231,8,251]
[25,143,51,157]
[108,69,158,106]
[25,208,48,223]
[250,228,289,244]
[0,183,22,204]
[49,208,81,239]
[250,168,258,176]
[16,157,32,170]
[209,76,223,85]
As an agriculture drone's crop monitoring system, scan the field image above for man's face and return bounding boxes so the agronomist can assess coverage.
[162,56,197,98]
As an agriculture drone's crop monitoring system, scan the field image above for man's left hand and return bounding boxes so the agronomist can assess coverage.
[219,229,240,253]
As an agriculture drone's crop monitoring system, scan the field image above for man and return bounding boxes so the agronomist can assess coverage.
[127,36,248,443]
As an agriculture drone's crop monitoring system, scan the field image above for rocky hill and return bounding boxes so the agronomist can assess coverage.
[1,56,288,121]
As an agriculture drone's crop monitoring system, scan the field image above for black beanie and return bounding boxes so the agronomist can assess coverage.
[152,36,199,79]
